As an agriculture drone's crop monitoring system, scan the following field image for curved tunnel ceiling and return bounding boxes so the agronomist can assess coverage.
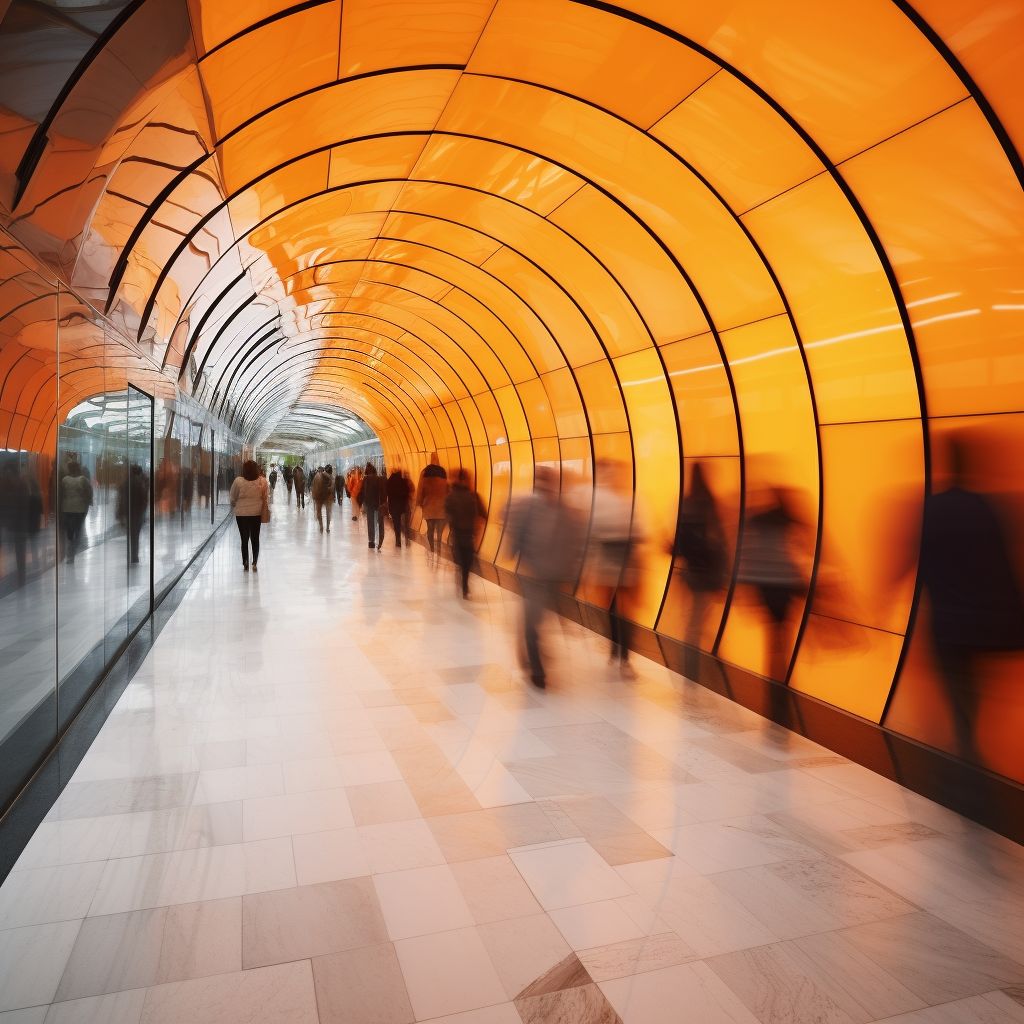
[2,0,1024,777]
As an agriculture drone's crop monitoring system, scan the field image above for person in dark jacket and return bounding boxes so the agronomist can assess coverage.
[283,464,293,505]
[674,462,727,682]
[386,468,412,548]
[117,463,149,564]
[293,465,306,509]
[445,468,486,598]
[334,467,345,508]
[914,434,1024,771]
[359,463,384,549]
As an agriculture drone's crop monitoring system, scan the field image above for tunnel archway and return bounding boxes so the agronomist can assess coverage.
[2,0,1023,799]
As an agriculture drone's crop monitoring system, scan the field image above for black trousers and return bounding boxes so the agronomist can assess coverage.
[426,518,444,553]
[453,529,474,595]
[236,515,261,566]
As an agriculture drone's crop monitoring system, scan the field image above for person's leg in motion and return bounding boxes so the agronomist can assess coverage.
[325,499,332,533]
[250,519,261,569]
[377,508,384,549]
[522,581,547,688]
[455,530,473,596]
[316,501,324,533]
[392,512,402,547]
[236,516,249,569]
[426,519,436,554]
[367,508,376,548]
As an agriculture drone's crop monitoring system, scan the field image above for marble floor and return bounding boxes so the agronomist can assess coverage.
[2,504,1023,1024]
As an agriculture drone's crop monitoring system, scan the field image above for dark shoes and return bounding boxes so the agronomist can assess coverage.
[368,543,375,549]
[530,674,546,690]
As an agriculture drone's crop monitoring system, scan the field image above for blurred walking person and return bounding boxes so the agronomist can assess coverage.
[293,465,306,509]
[446,469,486,598]
[417,454,449,565]
[229,459,268,572]
[359,463,384,550]
[269,467,278,501]
[334,466,346,510]
[60,459,93,564]
[386,466,412,548]
[312,465,334,533]
[117,463,149,565]
[590,460,642,678]
[283,464,294,505]
[346,467,362,521]
[507,467,584,689]
[673,462,727,682]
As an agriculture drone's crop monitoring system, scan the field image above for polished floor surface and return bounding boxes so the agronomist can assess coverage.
[2,498,1024,1024]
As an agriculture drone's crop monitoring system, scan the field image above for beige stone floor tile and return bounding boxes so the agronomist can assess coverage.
[516,983,622,1024]
[449,856,543,924]
[576,933,696,982]
[43,989,146,1024]
[428,805,564,863]
[394,927,507,1021]
[312,943,414,1024]
[241,878,387,969]
[373,865,475,940]
[0,921,82,1013]
[549,901,645,952]
[56,898,241,1001]
[139,960,318,1024]
[346,780,422,826]
[357,819,446,874]
[476,914,573,1001]
[292,828,370,886]
[508,841,633,911]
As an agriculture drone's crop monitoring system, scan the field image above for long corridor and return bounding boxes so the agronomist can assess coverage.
[1,503,1023,1024]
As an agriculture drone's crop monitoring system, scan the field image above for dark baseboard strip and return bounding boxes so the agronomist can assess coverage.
[470,559,1024,846]
[0,516,232,883]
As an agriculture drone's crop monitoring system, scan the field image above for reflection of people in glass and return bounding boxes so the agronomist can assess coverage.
[117,463,149,564]
[737,486,808,722]
[590,460,642,678]
[0,462,29,585]
[155,455,179,516]
[913,434,1024,771]
[674,462,727,682]
[229,459,268,572]
[507,467,585,689]
[445,469,486,599]
[59,459,93,564]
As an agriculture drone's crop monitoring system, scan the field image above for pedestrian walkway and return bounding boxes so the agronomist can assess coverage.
[1,508,1023,1024]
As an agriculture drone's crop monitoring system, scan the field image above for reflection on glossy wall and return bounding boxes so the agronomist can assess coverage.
[1,0,1023,794]
[0,235,242,812]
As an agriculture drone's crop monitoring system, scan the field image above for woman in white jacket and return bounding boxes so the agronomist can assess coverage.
[229,460,268,572]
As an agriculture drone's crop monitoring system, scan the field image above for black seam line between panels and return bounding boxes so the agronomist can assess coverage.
[105,66,466,305]
[893,0,1024,191]
[198,0,335,62]
[13,0,149,203]
[193,296,274,392]
[570,0,929,695]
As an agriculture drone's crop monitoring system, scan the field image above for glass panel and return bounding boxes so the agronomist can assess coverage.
[126,387,153,634]
[0,251,58,811]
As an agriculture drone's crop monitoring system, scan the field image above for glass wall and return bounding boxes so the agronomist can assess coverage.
[0,233,242,816]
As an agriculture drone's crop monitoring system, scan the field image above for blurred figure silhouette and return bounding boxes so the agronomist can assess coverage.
[293,465,306,510]
[737,485,808,725]
[334,466,346,509]
[590,460,642,678]
[386,466,412,548]
[674,462,727,682]
[346,466,363,521]
[59,459,93,564]
[913,433,1024,773]
[312,465,333,534]
[507,467,584,689]
[283,464,294,505]
[359,463,384,550]
[417,454,449,565]
[446,468,486,598]
[269,467,278,501]
[117,463,149,564]
[0,462,29,585]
